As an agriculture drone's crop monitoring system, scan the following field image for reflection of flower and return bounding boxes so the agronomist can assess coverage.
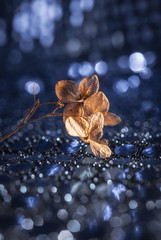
[55,75,121,158]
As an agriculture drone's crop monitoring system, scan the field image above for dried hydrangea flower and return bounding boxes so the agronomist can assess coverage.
[55,75,99,103]
[62,75,121,158]
[65,112,111,158]
[0,74,121,159]
[83,91,121,126]
[63,103,84,123]
[56,75,101,126]
[61,75,121,127]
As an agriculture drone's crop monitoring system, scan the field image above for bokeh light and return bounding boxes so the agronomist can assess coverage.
[129,52,147,73]
[25,81,41,95]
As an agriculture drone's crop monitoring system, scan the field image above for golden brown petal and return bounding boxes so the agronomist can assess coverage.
[80,136,89,143]
[80,131,103,143]
[63,103,84,123]
[90,139,112,158]
[79,75,99,99]
[84,91,110,116]
[55,80,81,102]
[65,116,89,138]
[87,112,104,141]
[104,112,121,126]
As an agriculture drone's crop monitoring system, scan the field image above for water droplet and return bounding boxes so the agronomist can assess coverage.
[39,164,62,176]
[60,141,80,153]
[114,144,137,156]
[142,146,161,157]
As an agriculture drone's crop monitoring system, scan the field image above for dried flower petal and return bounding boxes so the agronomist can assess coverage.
[55,80,81,102]
[65,116,89,137]
[84,91,109,116]
[87,112,104,140]
[55,75,121,159]
[63,103,84,123]
[80,136,89,143]
[90,139,111,158]
[104,112,121,126]
[79,75,99,99]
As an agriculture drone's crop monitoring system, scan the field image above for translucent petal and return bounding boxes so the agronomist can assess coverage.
[104,112,121,126]
[55,80,81,102]
[79,75,99,99]
[84,91,109,116]
[90,139,111,158]
[80,136,89,143]
[63,103,84,123]
[87,112,104,140]
[65,116,89,137]
[80,131,103,143]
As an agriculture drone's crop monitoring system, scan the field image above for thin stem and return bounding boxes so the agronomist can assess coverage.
[25,110,61,125]
[39,102,58,107]
[34,84,36,103]
[24,99,40,123]
[0,100,60,143]
[56,112,88,120]
[0,122,25,143]
[0,96,85,143]
[24,114,54,125]
[62,99,84,104]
